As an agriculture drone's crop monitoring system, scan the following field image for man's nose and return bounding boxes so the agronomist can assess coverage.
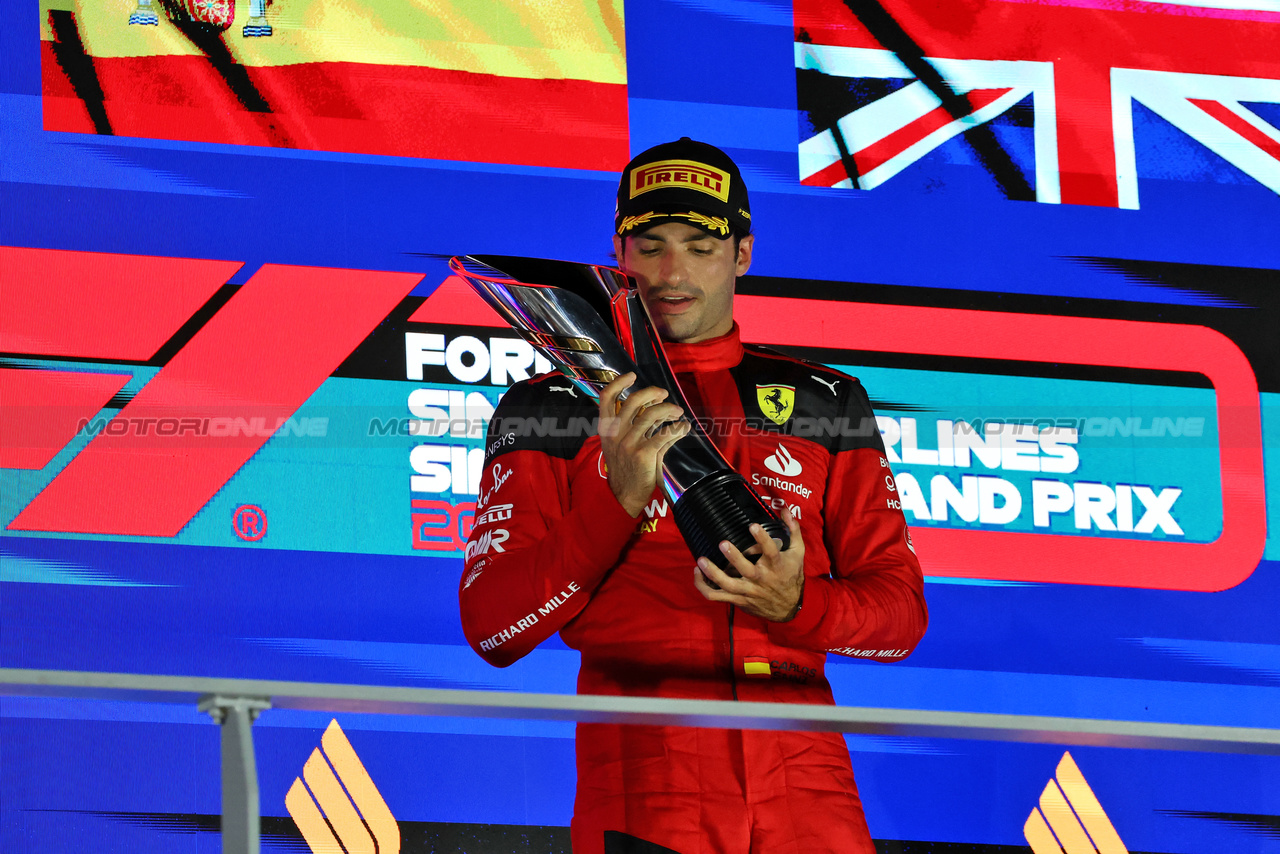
[658,249,689,286]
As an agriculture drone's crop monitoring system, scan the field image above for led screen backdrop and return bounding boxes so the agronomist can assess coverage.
[3,0,1279,851]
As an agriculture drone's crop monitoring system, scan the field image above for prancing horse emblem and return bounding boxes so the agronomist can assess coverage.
[756,384,795,425]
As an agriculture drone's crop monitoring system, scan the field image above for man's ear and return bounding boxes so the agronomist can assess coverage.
[735,234,755,277]
[612,234,624,265]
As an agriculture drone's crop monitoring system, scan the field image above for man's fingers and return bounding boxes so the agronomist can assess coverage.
[598,372,635,415]
[698,555,750,593]
[718,539,762,581]
[692,565,722,599]
[654,420,691,464]
[693,568,752,607]
[781,507,805,555]
[749,523,782,562]
[693,564,754,606]
[628,401,684,444]
[615,384,669,426]
[597,373,636,439]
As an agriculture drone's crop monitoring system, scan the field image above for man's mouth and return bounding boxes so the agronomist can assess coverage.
[653,293,696,314]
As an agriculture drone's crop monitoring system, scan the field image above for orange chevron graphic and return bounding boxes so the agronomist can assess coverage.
[286,719,400,854]
[1025,752,1128,854]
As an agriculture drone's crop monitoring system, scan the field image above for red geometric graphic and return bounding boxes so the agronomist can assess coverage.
[9,262,423,537]
[407,275,505,327]
[0,368,131,470]
[0,246,240,360]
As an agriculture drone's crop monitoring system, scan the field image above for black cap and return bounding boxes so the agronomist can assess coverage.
[615,138,751,239]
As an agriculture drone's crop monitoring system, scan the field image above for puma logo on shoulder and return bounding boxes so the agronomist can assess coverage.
[812,375,839,396]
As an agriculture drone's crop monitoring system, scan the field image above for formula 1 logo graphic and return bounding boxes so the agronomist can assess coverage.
[286,719,400,854]
[2,247,423,537]
[1024,752,1128,854]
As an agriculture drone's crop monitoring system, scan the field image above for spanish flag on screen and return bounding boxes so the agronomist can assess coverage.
[41,0,629,171]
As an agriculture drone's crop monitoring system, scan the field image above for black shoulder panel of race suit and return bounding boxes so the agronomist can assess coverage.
[484,372,599,462]
[732,345,883,454]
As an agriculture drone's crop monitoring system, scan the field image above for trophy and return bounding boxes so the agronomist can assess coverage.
[449,255,789,572]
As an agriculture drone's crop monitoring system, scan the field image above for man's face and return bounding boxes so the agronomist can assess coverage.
[613,221,754,344]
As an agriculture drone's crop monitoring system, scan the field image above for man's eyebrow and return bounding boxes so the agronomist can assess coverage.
[633,230,717,244]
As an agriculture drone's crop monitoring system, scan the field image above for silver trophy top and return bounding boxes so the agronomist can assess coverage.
[450,255,639,398]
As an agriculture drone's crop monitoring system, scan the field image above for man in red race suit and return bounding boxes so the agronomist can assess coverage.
[459,138,927,853]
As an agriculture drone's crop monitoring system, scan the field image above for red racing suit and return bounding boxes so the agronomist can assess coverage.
[459,324,927,854]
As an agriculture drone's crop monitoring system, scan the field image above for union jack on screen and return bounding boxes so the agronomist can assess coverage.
[794,0,1280,208]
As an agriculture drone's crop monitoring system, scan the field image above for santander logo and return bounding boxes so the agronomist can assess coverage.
[764,443,802,477]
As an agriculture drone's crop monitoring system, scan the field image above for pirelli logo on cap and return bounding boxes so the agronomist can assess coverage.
[631,159,730,202]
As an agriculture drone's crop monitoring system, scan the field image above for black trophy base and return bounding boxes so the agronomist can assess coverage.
[673,471,791,576]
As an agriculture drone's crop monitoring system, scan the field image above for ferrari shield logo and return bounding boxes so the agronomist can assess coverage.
[756,384,795,425]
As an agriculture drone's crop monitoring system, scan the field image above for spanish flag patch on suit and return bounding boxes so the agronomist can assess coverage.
[743,657,771,677]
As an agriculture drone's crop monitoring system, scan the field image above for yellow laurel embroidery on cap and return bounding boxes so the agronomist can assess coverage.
[679,211,730,236]
[629,159,731,202]
[618,211,664,233]
[619,211,730,236]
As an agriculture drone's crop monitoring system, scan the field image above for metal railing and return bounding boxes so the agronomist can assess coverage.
[4,667,1278,853]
